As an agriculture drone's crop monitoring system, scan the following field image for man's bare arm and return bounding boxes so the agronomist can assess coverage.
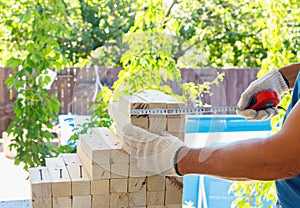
[279,63,300,88]
[177,100,300,181]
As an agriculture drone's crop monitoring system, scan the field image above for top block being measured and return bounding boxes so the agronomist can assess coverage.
[119,95,149,115]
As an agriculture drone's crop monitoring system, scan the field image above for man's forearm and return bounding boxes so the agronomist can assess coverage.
[176,134,300,181]
[279,63,300,88]
[176,139,273,180]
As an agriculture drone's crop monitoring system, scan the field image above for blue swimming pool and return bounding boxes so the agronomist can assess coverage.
[186,115,272,133]
[182,115,274,208]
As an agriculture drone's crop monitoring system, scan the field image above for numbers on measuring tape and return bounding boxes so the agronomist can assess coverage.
[130,106,239,116]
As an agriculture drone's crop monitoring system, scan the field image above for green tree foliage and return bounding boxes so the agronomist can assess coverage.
[112,32,181,98]
[2,0,70,170]
[58,0,137,64]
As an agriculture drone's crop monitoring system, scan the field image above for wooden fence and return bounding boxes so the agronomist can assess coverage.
[0,67,259,135]
[0,68,16,136]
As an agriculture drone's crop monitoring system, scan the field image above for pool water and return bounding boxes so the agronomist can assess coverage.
[186,115,272,133]
[182,115,274,208]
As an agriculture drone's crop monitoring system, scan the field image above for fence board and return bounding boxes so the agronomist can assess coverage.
[68,68,77,114]
[0,68,7,105]
[0,68,17,134]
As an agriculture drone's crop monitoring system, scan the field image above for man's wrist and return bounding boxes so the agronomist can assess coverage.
[174,146,190,176]
[278,70,290,88]
[174,146,186,176]
[278,63,300,89]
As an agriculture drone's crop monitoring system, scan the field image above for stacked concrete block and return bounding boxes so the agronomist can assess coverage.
[29,167,52,208]
[110,90,186,141]
[45,157,72,208]
[165,176,184,207]
[128,177,147,207]
[30,126,183,208]
[119,95,149,130]
[29,90,184,208]
[134,91,167,134]
[61,154,91,208]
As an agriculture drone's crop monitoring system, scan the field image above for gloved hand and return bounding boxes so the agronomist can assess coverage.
[121,124,186,176]
[237,69,289,120]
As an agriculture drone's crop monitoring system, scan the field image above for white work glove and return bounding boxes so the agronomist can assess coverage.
[121,124,186,176]
[237,69,289,120]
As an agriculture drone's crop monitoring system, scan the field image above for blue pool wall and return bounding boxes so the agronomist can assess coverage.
[182,115,274,208]
[186,115,272,133]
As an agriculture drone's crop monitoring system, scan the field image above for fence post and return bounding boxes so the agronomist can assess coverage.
[0,68,15,135]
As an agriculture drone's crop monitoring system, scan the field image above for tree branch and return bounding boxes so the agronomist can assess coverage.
[174,40,201,62]
[163,0,179,29]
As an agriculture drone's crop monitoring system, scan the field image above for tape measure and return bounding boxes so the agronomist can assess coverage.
[130,90,280,116]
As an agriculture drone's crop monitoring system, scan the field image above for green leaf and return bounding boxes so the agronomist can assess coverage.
[5,77,15,89]
[44,75,51,84]
[6,57,20,69]
[20,10,31,23]
[24,67,34,75]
